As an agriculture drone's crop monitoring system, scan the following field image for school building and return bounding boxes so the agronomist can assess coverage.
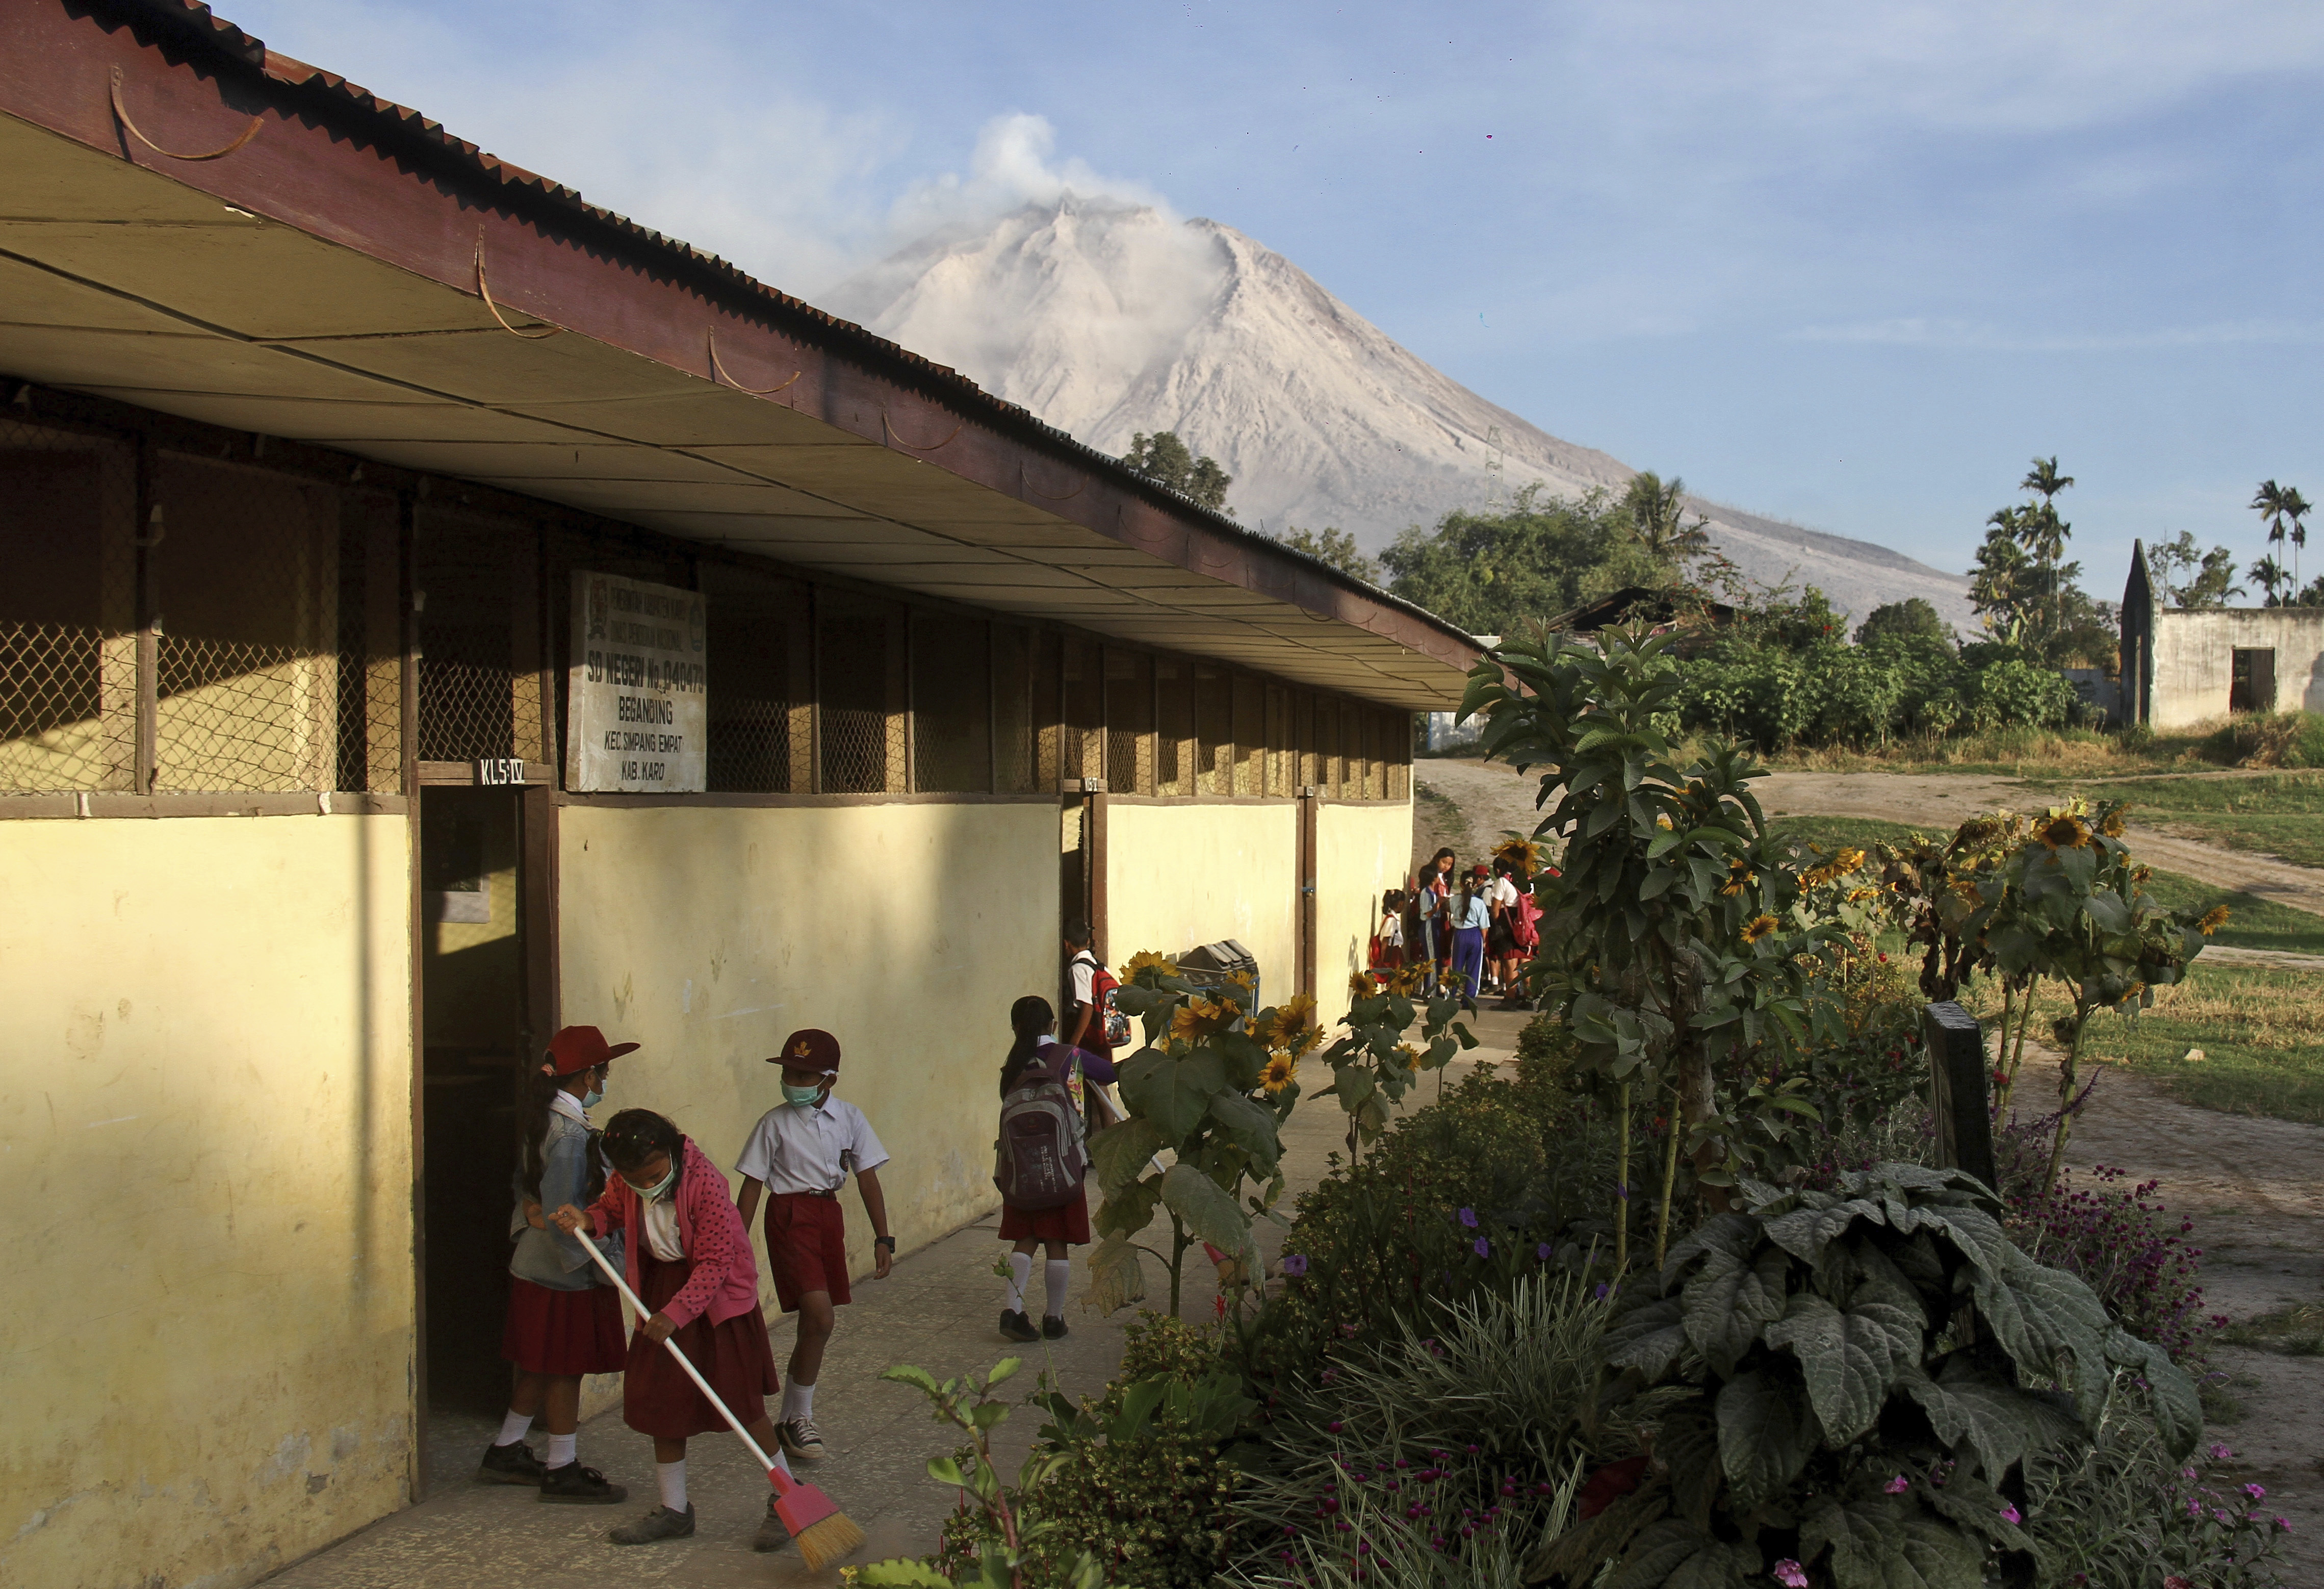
[2121,539,2324,729]
[0,5,1479,1585]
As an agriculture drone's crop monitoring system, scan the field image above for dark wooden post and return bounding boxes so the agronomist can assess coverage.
[1924,1002,1997,1193]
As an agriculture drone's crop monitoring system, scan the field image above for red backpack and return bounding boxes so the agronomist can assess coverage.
[994,1045,1088,1210]
[1075,951,1131,1049]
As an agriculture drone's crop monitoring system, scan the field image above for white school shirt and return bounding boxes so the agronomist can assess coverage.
[1488,876,1520,911]
[1067,951,1099,1009]
[642,1186,685,1261]
[735,1097,891,1195]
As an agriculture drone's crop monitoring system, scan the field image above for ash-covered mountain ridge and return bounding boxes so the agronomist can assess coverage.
[819,196,1970,630]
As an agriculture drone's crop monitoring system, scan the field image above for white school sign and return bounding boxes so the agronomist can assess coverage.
[565,571,707,793]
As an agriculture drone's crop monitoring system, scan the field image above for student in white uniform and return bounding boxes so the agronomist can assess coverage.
[734,1029,893,1465]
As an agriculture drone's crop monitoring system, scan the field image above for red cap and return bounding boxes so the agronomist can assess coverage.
[770,1028,841,1073]
[1470,863,1490,877]
[543,1024,638,1077]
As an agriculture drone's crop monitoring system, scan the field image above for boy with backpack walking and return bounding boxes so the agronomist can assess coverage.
[1061,918,1126,1065]
[994,994,1112,1342]
[734,1029,893,1465]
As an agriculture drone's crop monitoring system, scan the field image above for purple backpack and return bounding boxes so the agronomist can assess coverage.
[995,1047,1087,1210]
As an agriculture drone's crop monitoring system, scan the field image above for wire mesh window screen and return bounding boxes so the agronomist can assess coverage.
[912,614,992,793]
[702,565,804,793]
[1364,711,1385,800]
[335,491,404,792]
[1061,637,1101,784]
[993,624,1035,793]
[0,420,135,793]
[1387,715,1411,800]
[1194,664,1232,794]
[1337,699,1362,799]
[1312,697,1338,798]
[818,594,899,793]
[1104,648,1154,795]
[153,455,346,792]
[1033,631,1063,789]
[1231,674,1264,796]
[414,507,526,765]
[1154,656,1190,796]
[1264,684,1292,796]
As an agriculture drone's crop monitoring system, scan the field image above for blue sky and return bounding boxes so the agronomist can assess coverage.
[226,0,2324,593]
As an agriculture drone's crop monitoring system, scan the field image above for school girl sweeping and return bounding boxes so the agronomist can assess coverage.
[480,1026,633,1503]
[734,1029,895,1465]
[550,1110,792,1550]
[993,995,1112,1342]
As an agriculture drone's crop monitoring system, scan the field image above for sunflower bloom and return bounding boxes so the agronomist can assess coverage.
[1397,1043,1424,1072]
[1260,1054,1298,1093]
[2039,813,2090,850]
[1121,950,1179,981]
[1742,914,1778,945]
[1349,970,1377,1001]
[2099,809,2127,838]
[1835,847,1866,875]
[1846,887,1879,903]
[1170,997,1223,1040]
[1721,859,1758,896]
[2199,905,2231,936]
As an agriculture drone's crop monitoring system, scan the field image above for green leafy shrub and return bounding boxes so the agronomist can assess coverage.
[1227,1071,1609,1404]
[1540,1164,2201,1588]
[2025,1390,2293,1586]
[1673,636,2088,752]
[2201,709,2324,768]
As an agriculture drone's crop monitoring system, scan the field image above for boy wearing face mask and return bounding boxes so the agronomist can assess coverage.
[487,1024,632,1503]
[734,1028,893,1466]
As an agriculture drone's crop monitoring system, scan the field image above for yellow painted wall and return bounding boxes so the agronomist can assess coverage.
[556,801,1058,1301]
[0,815,414,1589]
[1314,800,1414,1030]
[1104,801,1299,1010]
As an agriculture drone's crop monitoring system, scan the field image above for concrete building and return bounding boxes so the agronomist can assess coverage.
[2121,540,2324,729]
[0,6,1478,1585]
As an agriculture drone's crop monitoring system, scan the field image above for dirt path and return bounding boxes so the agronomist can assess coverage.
[2026,1053,2324,1582]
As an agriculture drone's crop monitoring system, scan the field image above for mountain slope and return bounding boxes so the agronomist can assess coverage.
[820,197,1971,629]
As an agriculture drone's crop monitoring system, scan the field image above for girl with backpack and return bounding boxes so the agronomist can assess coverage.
[994,995,1114,1343]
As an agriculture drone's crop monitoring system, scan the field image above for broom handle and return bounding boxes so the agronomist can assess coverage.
[572,1216,791,1487]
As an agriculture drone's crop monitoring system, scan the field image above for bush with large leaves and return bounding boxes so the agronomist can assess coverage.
[1535,1164,2201,1588]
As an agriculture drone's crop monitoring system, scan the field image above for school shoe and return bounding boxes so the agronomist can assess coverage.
[536,1461,626,1504]
[777,1418,825,1463]
[999,1309,1040,1343]
[1042,1315,1069,1341]
[754,1495,794,1553]
[609,1503,695,1545]
[476,1440,545,1485]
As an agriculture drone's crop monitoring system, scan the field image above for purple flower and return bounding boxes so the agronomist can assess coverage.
[1537,1242,1553,1261]
[2276,1517,2292,1531]
[1999,1504,2021,1525]
[1883,1475,1909,1494]
[1457,1207,1479,1228]
[1593,1283,1610,1300]
[1282,1253,1310,1278]
[2244,1482,2267,1501]
[1327,1420,1344,1433]
[1773,1561,1810,1588]
[1474,1237,1491,1257]
[2209,1442,2235,1460]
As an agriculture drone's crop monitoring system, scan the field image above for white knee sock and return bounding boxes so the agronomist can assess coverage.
[1006,1251,1032,1312]
[545,1432,576,1467]
[1044,1259,1072,1320]
[657,1459,687,1511]
[495,1410,533,1447]
[782,1380,815,1422]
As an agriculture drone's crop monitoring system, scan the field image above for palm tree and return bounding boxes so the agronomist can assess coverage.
[2285,486,2312,591]
[2017,456,2074,633]
[1622,472,1713,567]
[2252,480,2296,591]
[2248,553,2288,607]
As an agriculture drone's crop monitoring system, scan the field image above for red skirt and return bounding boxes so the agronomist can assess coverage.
[502,1277,628,1376]
[623,1247,782,1439]
[999,1182,1091,1244]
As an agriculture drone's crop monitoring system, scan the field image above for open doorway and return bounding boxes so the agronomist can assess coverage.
[2231,648,2278,715]
[417,785,537,1487]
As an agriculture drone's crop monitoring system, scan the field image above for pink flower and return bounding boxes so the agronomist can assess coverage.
[2243,1482,2267,1501]
[1999,1504,2021,1526]
[1883,1475,1909,1494]
[2275,1517,2292,1531]
[1772,1561,1809,1588]
[2209,1443,2235,1460]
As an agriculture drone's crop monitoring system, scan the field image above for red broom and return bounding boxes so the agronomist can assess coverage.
[576,1229,864,1568]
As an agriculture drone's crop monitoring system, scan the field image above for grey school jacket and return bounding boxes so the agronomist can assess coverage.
[507,1111,622,1292]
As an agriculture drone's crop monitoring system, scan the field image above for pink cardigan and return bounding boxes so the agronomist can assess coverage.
[585,1136,761,1329]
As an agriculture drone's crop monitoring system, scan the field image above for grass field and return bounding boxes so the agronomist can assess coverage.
[1981,963,2324,1126]
[1752,725,2212,778]
[2015,771,2324,868]
[1763,814,2324,959]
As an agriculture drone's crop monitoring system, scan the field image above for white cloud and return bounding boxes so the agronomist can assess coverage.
[881,113,1173,245]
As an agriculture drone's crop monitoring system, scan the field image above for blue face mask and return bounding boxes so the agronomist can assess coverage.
[579,1087,604,1110]
[783,1080,826,1109]
[628,1160,678,1202]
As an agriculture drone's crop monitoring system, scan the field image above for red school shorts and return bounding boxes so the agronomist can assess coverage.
[763,1192,851,1312]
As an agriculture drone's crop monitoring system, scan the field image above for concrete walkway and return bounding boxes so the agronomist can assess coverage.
[265,1009,1533,1589]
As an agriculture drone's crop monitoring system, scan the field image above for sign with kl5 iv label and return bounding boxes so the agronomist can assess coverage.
[566,571,707,793]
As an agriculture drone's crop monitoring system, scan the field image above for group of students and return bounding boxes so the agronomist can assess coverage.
[1372,846,1542,1007]
[473,919,1124,1552]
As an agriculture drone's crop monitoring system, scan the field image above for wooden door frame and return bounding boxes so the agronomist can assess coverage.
[1296,787,1318,1002]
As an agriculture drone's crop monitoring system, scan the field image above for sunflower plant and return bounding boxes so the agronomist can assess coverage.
[1316,963,1477,1159]
[1083,955,1321,1317]
[1460,622,1845,1273]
